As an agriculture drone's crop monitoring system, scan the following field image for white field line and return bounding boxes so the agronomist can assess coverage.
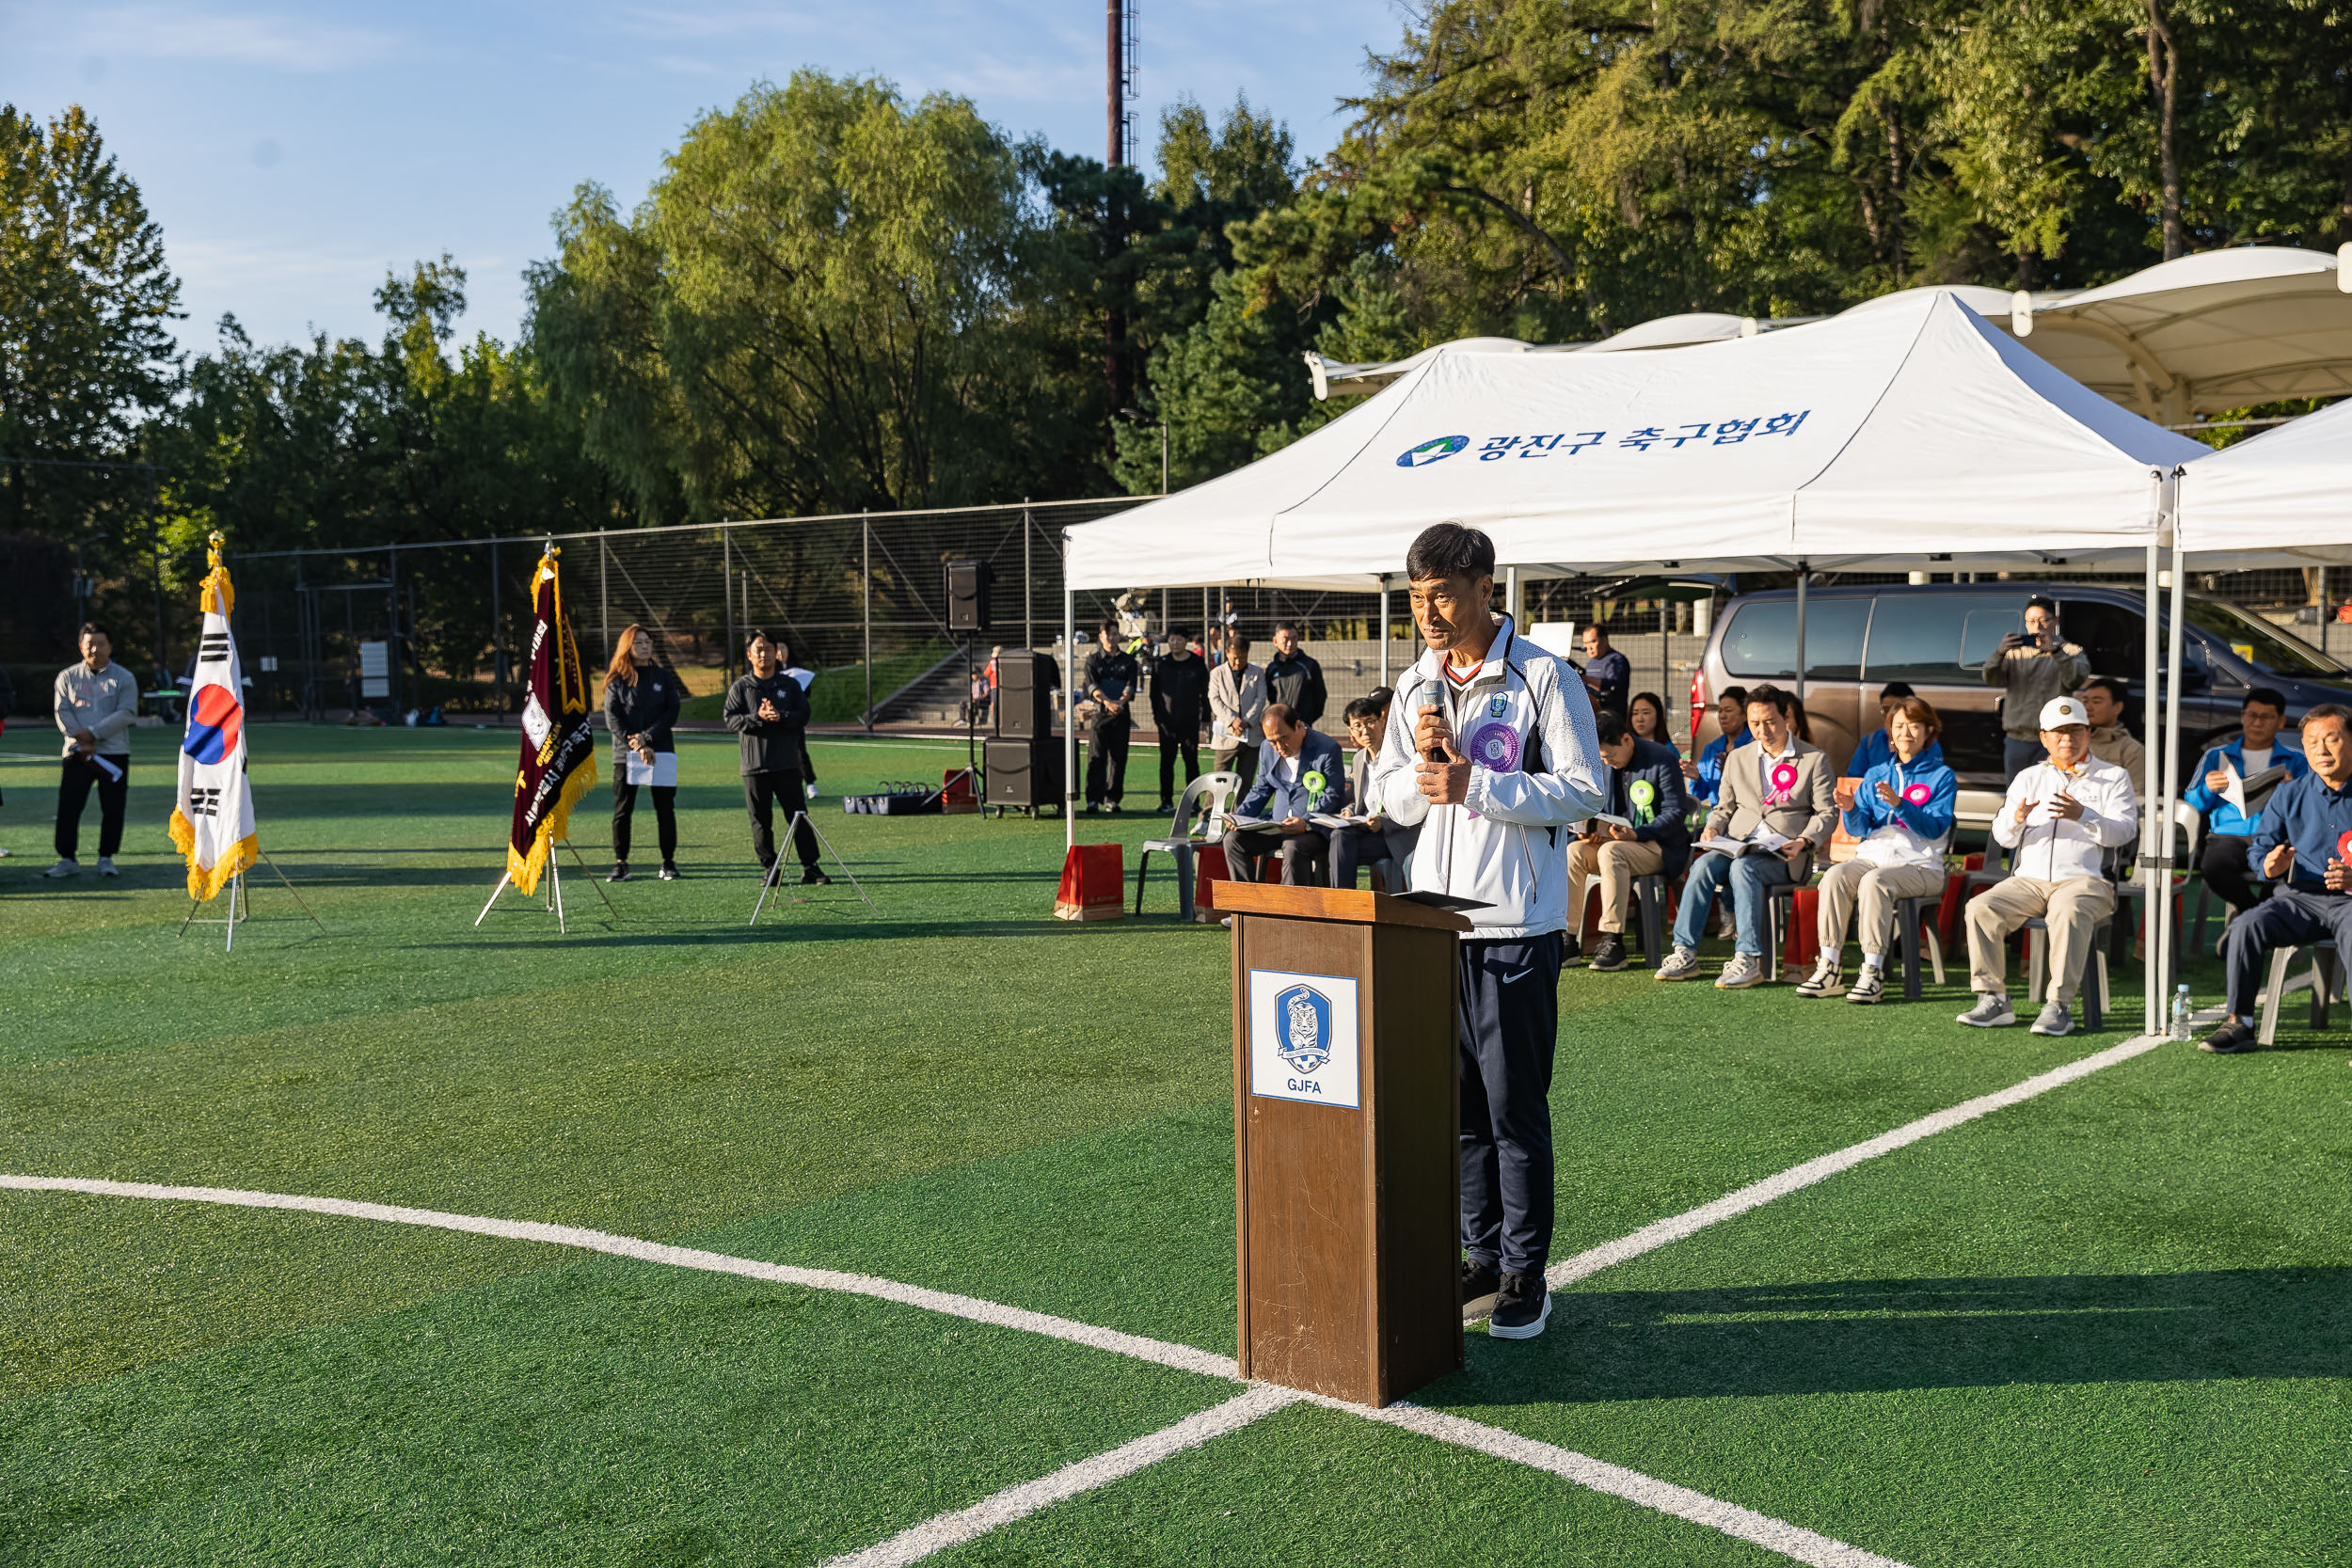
[1341,1401,1909,1568]
[815,1387,1303,1568]
[1546,1031,2168,1291]
[1,1171,1909,1566]
[0,1175,1232,1382]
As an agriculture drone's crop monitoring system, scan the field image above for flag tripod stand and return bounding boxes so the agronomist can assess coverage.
[475,840,621,935]
[178,850,327,951]
[747,811,878,925]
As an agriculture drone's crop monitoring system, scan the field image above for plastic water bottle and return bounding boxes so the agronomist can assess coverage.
[2169,984,2193,1042]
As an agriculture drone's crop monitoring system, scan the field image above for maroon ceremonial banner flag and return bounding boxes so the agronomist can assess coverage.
[507,547,596,895]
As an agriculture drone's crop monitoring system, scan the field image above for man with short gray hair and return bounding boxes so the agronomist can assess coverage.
[50,623,140,879]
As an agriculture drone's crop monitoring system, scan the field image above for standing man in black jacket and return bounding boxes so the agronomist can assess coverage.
[724,629,828,885]
[1083,620,1141,815]
[1263,622,1327,732]
[1150,625,1212,813]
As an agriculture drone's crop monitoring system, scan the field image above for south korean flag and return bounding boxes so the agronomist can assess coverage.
[168,534,260,901]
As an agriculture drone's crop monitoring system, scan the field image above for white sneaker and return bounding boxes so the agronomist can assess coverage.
[2028,1000,2074,1037]
[1654,945,1704,982]
[96,857,119,878]
[1794,955,1844,998]
[1846,967,1886,1004]
[44,858,79,879]
[1715,952,1767,989]
[1957,992,2017,1028]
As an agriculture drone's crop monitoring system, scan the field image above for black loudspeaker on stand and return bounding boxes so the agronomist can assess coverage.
[986,650,1063,817]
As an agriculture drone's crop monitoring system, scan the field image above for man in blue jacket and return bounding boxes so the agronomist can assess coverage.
[1565,709,1690,971]
[1682,685,1752,807]
[2202,704,2352,1054]
[1220,703,1347,886]
[2185,687,2304,930]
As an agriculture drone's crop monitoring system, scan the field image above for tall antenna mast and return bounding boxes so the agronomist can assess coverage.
[1106,0,1136,166]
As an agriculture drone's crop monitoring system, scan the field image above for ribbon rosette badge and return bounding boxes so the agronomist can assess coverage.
[1467,720,1522,771]
[1303,769,1327,809]
[1769,760,1799,801]
[1902,782,1934,806]
[2337,829,2352,863]
[1628,779,1657,823]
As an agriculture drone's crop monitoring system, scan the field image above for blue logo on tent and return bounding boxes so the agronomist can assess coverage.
[1396,436,1469,467]
[1274,984,1333,1074]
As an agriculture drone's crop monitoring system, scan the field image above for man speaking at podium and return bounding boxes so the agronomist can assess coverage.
[1370,522,1604,1340]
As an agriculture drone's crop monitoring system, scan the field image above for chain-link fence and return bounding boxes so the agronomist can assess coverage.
[8,504,2352,729]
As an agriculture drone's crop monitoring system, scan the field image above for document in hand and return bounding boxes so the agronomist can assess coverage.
[1591,812,1634,832]
[1698,827,1789,858]
[1309,813,1366,830]
[2222,761,2293,817]
[1228,816,1289,837]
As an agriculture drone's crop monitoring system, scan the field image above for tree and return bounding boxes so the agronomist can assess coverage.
[530,72,1103,521]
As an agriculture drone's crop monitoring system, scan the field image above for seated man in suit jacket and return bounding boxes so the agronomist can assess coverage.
[1565,708,1692,971]
[1657,683,1836,989]
[1222,703,1347,887]
[1329,689,1420,891]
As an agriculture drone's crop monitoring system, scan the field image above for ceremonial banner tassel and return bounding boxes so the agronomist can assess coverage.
[168,533,259,900]
[507,546,596,896]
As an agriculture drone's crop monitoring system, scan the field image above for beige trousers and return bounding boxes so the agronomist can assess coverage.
[1965,875,2116,1005]
[1565,837,1665,935]
[1815,859,1946,960]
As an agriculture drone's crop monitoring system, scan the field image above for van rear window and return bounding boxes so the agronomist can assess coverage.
[1864,595,2023,684]
[1717,600,1867,680]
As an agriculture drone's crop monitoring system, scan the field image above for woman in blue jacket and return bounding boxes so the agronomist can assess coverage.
[1799,696,1957,1004]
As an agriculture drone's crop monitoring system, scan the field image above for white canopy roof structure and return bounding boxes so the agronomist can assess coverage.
[1066,292,2204,590]
[2017,245,2352,422]
[2179,395,2352,563]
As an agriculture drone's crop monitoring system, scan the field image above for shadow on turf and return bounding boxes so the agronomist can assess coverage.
[1446,1268,2352,1404]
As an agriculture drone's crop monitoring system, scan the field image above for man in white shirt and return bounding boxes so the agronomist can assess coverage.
[50,623,142,878]
[1960,695,2140,1035]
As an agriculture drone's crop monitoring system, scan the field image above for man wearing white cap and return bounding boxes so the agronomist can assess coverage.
[1959,694,2139,1035]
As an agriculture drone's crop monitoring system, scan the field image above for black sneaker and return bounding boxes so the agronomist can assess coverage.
[1461,1259,1502,1321]
[1560,933,1584,965]
[2199,1019,2259,1054]
[659,862,679,881]
[1590,933,1629,972]
[607,863,630,882]
[1489,1272,1550,1339]
[799,866,832,886]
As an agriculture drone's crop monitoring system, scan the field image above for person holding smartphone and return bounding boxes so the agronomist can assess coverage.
[602,624,682,881]
[1983,595,2090,782]
[724,629,827,885]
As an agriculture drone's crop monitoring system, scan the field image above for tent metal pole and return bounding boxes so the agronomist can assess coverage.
[1378,576,1391,687]
[1065,584,1077,853]
[2160,527,2190,1014]
[2142,536,2162,1032]
[1793,562,1808,705]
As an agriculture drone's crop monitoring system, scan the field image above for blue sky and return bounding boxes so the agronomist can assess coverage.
[2,0,1406,356]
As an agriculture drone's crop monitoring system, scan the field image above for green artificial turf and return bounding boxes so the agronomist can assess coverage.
[2,725,2345,1565]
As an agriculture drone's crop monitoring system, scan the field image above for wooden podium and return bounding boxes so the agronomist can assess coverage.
[1221,882,1470,1407]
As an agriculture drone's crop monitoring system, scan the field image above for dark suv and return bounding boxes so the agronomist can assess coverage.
[1692,581,2352,826]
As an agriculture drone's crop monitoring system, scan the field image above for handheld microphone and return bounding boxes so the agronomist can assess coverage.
[1420,680,1448,763]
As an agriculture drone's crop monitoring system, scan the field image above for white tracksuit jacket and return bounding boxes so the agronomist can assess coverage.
[1370,617,1606,939]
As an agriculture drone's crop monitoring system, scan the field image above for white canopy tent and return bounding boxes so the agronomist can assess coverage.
[1068,291,2203,590]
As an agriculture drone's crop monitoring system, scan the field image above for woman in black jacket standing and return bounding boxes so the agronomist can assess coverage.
[604,624,683,881]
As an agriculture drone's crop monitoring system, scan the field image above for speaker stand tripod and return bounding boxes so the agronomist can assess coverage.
[177,849,328,952]
[474,840,623,934]
[747,810,878,925]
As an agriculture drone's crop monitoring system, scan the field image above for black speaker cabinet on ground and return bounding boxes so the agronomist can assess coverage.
[994,651,1057,739]
[985,737,1064,813]
[946,561,993,631]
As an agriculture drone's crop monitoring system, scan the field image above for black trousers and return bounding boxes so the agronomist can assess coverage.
[1157,732,1200,807]
[1087,719,1132,806]
[612,775,677,863]
[1459,931,1563,1278]
[743,770,818,870]
[1327,824,1399,889]
[1214,745,1258,798]
[56,754,129,860]
[2201,833,2260,915]
[2224,886,2352,1018]
[1222,825,1330,885]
